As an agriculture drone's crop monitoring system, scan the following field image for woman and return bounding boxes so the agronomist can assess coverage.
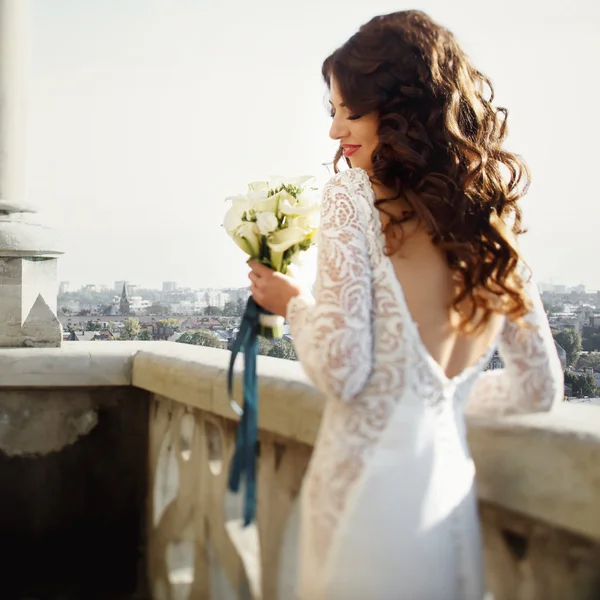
[248,10,563,600]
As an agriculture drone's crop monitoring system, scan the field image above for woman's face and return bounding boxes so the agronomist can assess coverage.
[328,76,379,173]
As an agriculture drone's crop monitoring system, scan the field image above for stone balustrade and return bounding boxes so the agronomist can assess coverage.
[0,341,598,599]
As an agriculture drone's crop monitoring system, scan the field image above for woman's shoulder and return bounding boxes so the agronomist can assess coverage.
[325,167,371,191]
[322,169,376,228]
[324,169,374,214]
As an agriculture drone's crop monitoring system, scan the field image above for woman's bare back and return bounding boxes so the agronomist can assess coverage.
[380,203,504,380]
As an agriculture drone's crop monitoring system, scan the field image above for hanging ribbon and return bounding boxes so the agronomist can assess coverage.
[227,296,261,526]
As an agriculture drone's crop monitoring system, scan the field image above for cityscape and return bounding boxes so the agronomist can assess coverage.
[56,278,600,404]
[57,279,298,360]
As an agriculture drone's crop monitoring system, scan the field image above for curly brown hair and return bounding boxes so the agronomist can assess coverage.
[322,10,532,332]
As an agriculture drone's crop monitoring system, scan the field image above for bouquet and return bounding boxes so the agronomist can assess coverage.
[223,175,319,337]
[223,175,319,525]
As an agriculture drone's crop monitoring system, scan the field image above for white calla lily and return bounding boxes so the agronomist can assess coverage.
[296,188,318,206]
[234,222,261,257]
[248,181,269,193]
[274,190,300,216]
[247,181,269,202]
[279,199,319,218]
[223,200,251,234]
[252,189,285,215]
[288,213,320,231]
[268,175,285,188]
[267,226,311,253]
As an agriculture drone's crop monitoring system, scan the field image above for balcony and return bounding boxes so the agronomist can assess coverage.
[0,341,598,599]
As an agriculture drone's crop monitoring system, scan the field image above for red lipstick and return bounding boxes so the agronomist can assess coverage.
[341,144,361,157]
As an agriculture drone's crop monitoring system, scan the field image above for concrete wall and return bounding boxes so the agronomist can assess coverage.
[0,385,150,598]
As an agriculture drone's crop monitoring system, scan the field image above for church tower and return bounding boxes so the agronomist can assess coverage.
[119,282,131,316]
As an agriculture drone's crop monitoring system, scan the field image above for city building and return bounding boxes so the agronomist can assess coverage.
[59,281,70,295]
[129,296,152,314]
[224,287,250,304]
[119,283,131,316]
[162,281,177,293]
[200,289,230,309]
[170,300,203,315]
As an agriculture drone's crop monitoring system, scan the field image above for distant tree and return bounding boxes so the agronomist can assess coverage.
[258,337,273,356]
[78,309,91,316]
[223,301,239,317]
[147,303,169,316]
[157,318,180,330]
[577,351,600,371]
[138,328,152,341]
[121,317,141,341]
[223,298,246,317]
[564,371,599,397]
[236,297,246,315]
[99,304,114,316]
[177,330,223,348]
[60,306,71,315]
[553,329,582,367]
[204,305,223,317]
[85,320,102,332]
[267,340,298,361]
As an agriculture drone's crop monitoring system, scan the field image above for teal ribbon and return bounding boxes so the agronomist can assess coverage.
[227,296,260,526]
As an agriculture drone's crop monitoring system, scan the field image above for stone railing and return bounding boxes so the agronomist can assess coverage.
[0,341,599,599]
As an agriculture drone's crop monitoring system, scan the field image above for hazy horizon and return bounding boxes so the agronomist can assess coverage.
[24,0,600,290]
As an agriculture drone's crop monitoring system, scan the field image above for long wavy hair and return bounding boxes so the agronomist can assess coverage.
[322,10,532,332]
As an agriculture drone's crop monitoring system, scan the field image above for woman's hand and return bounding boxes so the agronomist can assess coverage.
[248,261,304,317]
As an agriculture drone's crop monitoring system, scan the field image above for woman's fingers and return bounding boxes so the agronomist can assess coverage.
[248,261,272,277]
[250,284,265,304]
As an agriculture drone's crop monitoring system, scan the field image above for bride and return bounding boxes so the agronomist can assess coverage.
[248,10,563,600]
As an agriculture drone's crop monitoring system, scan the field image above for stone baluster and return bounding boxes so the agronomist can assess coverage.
[0,0,62,348]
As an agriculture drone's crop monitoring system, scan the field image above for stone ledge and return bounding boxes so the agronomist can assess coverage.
[0,341,155,386]
[468,403,600,542]
[132,342,323,446]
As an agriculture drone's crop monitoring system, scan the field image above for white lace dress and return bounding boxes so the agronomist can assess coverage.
[286,168,564,600]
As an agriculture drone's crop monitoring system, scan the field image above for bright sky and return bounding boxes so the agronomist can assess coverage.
[25,0,600,290]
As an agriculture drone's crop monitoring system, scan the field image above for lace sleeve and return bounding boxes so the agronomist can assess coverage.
[466,277,564,417]
[286,170,374,402]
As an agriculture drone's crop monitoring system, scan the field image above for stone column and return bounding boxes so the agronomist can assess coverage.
[0,0,62,347]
